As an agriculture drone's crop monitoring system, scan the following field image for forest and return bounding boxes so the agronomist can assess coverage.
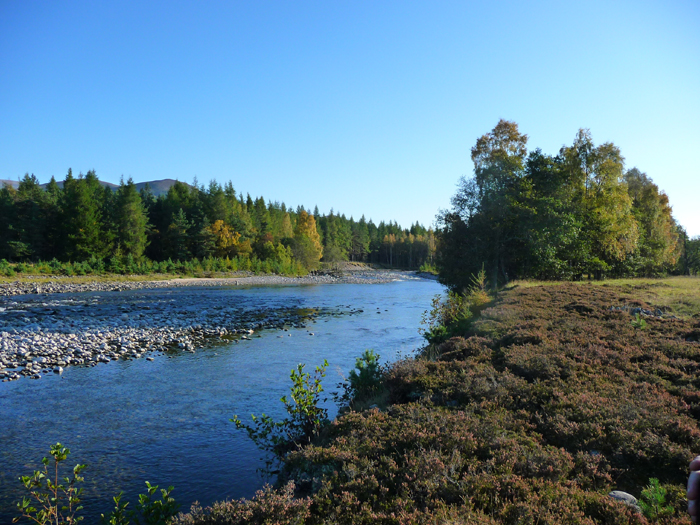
[0,171,435,274]
[437,120,700,291]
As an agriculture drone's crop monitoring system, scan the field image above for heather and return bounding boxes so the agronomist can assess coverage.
[173,278,700,524]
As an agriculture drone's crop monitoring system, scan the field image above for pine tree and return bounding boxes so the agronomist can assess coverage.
[114,177,149,259]
[15,174,46,259]
[61,169,109,260]
[43,176,63,260]
[0,184,18,260]
[165,208,191,261]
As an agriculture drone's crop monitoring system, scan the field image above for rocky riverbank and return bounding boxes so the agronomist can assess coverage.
[0,269,427,382]
[0,268,420,297]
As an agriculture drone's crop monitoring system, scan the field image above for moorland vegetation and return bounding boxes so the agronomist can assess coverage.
[165,277,700,524]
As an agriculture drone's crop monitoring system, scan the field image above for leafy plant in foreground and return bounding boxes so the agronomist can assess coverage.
[639,478,674,520]
[420,266,491,346]
[100,482,178,525]
[631,312,648,330]
[334,350,385,409]
[14,443,86,524]
[231,360,329,468]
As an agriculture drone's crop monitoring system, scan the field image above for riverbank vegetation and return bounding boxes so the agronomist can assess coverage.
[14,444,179,525]
[437,120,699,291]
[0,172,435,275]
[165,276,700,524]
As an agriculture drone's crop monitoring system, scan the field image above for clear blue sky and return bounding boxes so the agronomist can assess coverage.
[1,0,699,236]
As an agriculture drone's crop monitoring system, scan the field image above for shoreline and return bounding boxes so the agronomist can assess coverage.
[0,268,429,297]
[0,269,435,382]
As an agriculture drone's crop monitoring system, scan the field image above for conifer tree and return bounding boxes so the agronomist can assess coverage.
[351,216,370,262]
[43,176,63,260]
[14,174,46,259]
[0,184,18,260]
[61,169,109,260]
[114,177,149,259]
[205,180,228,225]
[194,217,217,259]
[165,208,191,260]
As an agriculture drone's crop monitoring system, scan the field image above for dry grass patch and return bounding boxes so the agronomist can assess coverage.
[507,277,700,319]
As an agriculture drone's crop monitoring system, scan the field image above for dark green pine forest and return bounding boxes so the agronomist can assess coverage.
[0,170,436,275]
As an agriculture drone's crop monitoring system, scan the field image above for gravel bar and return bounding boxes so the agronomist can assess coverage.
[0,270,428,382]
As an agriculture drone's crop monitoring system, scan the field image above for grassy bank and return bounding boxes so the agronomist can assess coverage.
[171,277,700,524]
[0,255,307,281]
[507,276,700,320]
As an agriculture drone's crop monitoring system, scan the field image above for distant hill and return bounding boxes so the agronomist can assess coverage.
[45,180,120,191]
[0,179,19,189]
[1,178,189,197]
[134,179,185,196]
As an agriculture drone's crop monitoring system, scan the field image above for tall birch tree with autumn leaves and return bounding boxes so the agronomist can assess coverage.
[292,210,323,270]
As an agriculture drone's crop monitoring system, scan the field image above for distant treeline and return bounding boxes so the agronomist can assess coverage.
[438,120,699,290]
[0,170,435,273]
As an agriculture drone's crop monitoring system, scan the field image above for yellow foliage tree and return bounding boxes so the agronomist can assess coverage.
[209,220,241,258]
[293,210,323,269]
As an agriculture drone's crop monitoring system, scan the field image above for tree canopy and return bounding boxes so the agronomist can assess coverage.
[0,171,435,273]
[438,120,684,290]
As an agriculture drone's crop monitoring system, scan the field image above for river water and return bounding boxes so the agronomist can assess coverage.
[0,277,442,522]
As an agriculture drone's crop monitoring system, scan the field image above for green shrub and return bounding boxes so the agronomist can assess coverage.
[335,350,386,410]
[231,360,329,469]
[13,443,179,525]
[14,443,86,525]
[418,262,438,274]
[1,258,16,276]
[101,482,178,525]
[631,313,648,330]
[420,266,492,346]
[48,258,62,272]
[639,478,673,520]
[348,350,382,393]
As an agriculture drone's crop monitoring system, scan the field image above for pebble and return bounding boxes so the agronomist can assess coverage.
[608,491,641,513]
[0,268,418,299]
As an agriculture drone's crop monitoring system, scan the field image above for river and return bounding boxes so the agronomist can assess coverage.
[0,276,442,522]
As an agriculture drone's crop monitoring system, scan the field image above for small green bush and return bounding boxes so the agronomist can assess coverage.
[639,478,673,520]
[418,262,438,274]
[631,313,648,330]
[231,360,330,469]
[335,350,386,410]
[420,266,492,346]
[14,444,178,525]
[101,482,178,525]
[14,443,86,525]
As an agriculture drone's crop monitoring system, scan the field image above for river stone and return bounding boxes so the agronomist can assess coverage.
[608,491,641,513]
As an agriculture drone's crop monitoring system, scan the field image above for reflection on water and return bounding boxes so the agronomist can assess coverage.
[0,279,442,522]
